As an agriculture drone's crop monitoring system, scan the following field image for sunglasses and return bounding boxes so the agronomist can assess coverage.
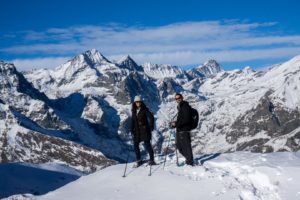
[175,97,182,100]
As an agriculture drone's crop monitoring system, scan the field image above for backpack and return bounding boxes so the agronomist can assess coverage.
[190,107,199,130]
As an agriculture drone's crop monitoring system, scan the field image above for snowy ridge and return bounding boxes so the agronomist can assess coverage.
[143,63,185,79]
[0,61,118,174]
[2,50,300,174]
[29,152,300,200]
[22,51,300,155]
[2,50,300,199]
[188,59,223,78]
[0,101,116,174]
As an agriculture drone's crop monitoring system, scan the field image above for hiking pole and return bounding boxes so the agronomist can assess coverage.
[122,150,130,178]
[148,139,153,176]
[122,133,132,178]
[149,163,152,176]
[163,126,172,170]
[172,129,179,166]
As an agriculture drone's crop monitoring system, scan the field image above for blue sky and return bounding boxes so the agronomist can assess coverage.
[1,0,300,71]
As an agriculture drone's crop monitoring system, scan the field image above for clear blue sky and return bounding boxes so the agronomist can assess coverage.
[1,0,300,71]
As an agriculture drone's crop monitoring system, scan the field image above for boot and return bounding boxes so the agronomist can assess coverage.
[133,160,143,168]
[148,160,157,165]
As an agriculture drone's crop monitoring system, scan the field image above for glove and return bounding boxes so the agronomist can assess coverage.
[169,121,176,128]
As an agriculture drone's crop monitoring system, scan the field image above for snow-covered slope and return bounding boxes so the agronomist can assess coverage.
[0,162,82,199]
[31,152,300,200]
[0,61,117,173]
[2,50,300,199]
[0,101,115,174]
[2,50,300,178]
[23,51,300,155]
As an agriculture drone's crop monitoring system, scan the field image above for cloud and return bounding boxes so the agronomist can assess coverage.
[2,20,300,69]
[11,57,70,71]
[110,47,300,66]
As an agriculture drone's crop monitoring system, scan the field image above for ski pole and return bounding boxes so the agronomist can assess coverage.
[122,149,130,178]
[122,133,132,178]
[173,129,179,166]
[163,127,172,170]
[149,163,152,176]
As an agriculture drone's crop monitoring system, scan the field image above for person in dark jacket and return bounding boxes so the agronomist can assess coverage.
[131,95,156,167]
[171,93,194,166]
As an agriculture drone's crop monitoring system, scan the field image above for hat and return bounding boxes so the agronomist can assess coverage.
[134,95,142,102]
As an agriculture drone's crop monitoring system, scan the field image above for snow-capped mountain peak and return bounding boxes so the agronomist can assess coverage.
[82,49,111,65]
[142,62,184,79]
[0,61,18,77]
[117,55,133,64]
[117,55,142,71]
[0,60,13,70]
[54,49,110,75]
[242,66,255,74]
[197,59,223,76]
[187,59,222,79]
[47,49,113,88]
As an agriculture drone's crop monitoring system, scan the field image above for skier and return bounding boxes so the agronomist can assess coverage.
[171,93,194,166]
[130,95,156,167]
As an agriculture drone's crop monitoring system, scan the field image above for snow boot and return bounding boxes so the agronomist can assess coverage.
[133,160,144,168]
[148,160,157,166]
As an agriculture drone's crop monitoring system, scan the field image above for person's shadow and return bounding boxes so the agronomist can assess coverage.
[194,153,221,165]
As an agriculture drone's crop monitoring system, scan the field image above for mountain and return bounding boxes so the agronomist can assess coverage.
[117,55,143,71]
[19,52,300,155]
[2,50,300,177]
[188,59,223,78]
[142,63,185,79]
[0,61,116,173]
[192,55,300,153]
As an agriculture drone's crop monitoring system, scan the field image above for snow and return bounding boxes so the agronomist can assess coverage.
[32,152,300,200]
[81,98,104,124]
[0,163,81,199]
[143,63,184,79]
[2,51,300,199]
[22,50,300,155]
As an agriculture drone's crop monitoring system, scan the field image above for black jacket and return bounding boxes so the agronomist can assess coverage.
[131,107,154,142]
[176,101,193,132]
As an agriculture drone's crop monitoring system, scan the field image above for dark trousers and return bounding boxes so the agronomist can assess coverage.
[133,140,154,161]
[176,131,194,165]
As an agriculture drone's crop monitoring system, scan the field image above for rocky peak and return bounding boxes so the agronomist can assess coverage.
[82,49,111,65]
[117,55,142,71]
[2,62,49,102]
[142,63,184,79]
[0,61,23,90]
[198,59,223,76]
[243,66,255,74]
[0,61,17,75]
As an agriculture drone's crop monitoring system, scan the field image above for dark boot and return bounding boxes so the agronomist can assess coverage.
[185,160,194,166]
[133,160,143,168]
[148,160,157,165]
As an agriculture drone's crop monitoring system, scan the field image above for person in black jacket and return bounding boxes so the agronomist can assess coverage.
[171,93,194,166]
[131,95,156,167]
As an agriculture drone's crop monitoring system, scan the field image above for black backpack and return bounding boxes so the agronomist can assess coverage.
[190,107,199,130]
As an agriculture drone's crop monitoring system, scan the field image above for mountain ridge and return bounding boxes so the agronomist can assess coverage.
[1,49,300,175]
